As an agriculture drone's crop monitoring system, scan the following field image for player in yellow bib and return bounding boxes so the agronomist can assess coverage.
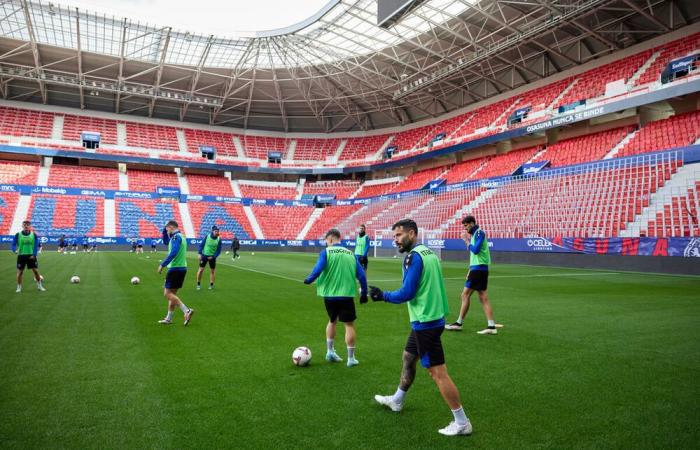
[11,220,46,293]
[368,219,472,437]
[304,229,367,367]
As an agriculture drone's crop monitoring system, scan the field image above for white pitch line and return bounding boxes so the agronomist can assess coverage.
[369,272,622,282]
[217,261,303,283]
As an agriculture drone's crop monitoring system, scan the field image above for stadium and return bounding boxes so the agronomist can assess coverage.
[1,0,699,447]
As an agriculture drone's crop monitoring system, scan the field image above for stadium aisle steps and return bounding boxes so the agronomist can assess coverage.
[621,164,699,237]
[297,208,324,239]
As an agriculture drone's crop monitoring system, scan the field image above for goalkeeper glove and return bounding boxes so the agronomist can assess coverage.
[360,293,368,304]
[369,286,384,302]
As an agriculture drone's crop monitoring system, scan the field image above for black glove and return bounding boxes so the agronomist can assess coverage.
[360,293,368,304]
[303,278,312,285]
[369,286,384,302]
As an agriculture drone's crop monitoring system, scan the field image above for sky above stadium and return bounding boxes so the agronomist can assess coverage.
[64,0,330,35]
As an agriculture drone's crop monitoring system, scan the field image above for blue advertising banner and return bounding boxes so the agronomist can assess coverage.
[80,132,100,143]
[512,160,550,176]
[668,54,697,74]
[157,186,181,198]
[314,194,336,203]
[422,179,446,191]
[1,235,698,257]
[199,145,216,154]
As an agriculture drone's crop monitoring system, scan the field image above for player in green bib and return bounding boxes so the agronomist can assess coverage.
[445,215,499,334]
[196,226,222,290]
[354,224,370,271]
[368,219,472,437]
[11,220,46,293]
[304,229,368,367]
[157,220,194,326]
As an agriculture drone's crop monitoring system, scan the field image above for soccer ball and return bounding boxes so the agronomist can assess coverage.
[251,252,255,256]
[70,276,80,284]
[292,346,312,367]
[130,276,140,285]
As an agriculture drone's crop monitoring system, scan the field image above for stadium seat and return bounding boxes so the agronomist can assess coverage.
[252,205,313,239]
[188,201,253,238]
[48,165,120,190]
[29,194,105,236]
[186,174,234,196]
[0,107,53,138]
[62,115,118,144]
[128,170,180,193]
[0,161,39,185]
[116,198,182,238]
[0,192,20,234]
[126,122,180,151]
[239,183,297,200]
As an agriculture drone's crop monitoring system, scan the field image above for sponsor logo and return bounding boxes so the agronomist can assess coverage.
[80,189,106,196]
[671,59,693,70]
[287,240,303,247]
[273,201,285,207]
[0,185,16,192]
[116,191,151,199]
[187,195,203,201]
[240,239,257,245]
[370,240,382,248]
[252,199,266,205]
[39,236,48,243]
[37,187,67,194]
[336,200,351,206]
[527,238,553,251]
[189,239,203,245]
[683,238,700,257]
[427,239,445,248]
[262,240,280,246]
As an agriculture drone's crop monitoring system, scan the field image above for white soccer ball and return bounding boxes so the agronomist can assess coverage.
[70,276,80,284]
[251,252,255,256]
[130,276,140,285]
[292,346,312,367]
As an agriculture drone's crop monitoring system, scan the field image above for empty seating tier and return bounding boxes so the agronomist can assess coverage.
[29,194,105,236]
[239,183,297,200]
[126,122,180,151]
[128,170,179,193]
[48,165,119,190]
[62,115,118,144]
[0,107,53,138]
[252,206,313,239]
[0,161,39,185]
[186,174,234,196]
[188,202,253,239]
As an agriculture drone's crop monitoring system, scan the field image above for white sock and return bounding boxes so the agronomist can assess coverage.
[326,339,334,352]
[178,302,189,314]
[487,320,495,328]
[452,406,468,426]
[16,284,21,290]
[392,387,406,404]
[456,317,464,325]
[166,311,174,321]
[347,346,355,359]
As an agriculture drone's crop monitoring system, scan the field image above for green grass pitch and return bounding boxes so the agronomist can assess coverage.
[1,250,698,449]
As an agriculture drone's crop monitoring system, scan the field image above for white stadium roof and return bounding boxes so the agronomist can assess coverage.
[0,0,697,132]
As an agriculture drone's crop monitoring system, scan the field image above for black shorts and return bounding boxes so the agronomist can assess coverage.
[17,255,38,270]
[199,256,217,269]
[405,326,446,369]
[164,269,187,289]
[465,269,489,291]
[83,244,88,249]
[324,298,356,323]
[137,244,143,248]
